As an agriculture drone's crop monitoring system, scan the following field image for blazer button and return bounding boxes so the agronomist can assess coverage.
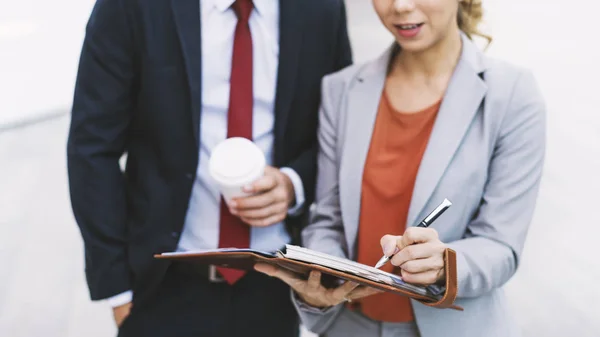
[171,231,180,238]
[185,173,194,180]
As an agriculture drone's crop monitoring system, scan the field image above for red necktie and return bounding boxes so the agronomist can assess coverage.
[217,0,254,285]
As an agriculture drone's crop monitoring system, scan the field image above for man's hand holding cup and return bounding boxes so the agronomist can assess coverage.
[228,165,295,227]
[209,137,295,228]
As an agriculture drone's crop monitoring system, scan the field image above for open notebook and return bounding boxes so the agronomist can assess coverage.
[156,244,446,303]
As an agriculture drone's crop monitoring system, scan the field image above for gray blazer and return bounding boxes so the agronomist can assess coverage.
[292,34,546,337]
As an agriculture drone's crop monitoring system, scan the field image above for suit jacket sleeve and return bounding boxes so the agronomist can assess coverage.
[446,70,546,298]
[66,0,137,301]
[285,0,352,213]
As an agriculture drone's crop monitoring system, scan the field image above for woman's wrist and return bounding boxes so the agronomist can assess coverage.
[296,291,328,309]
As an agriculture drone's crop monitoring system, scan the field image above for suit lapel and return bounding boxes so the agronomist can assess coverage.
[171,0,202,148]
[273,0,303,164]
[406,35,488,227]
[340,48,392,256]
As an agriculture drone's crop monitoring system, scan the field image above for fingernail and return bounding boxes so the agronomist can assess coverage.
[229,201,237,207]
[383,242,396,256]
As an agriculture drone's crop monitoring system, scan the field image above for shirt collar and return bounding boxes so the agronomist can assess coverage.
[211,0,268,16]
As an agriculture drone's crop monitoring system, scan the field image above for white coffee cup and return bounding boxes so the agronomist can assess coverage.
[209,137,266,202]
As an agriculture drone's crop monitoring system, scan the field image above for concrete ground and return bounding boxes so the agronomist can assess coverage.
[1,0,599,336]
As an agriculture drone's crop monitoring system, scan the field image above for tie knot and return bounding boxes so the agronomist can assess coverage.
[232,0,253,22]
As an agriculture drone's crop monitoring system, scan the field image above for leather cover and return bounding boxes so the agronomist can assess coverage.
[154,248,462,310]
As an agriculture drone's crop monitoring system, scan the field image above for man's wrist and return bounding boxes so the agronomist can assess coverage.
[280,172,296,206]
[279,167,305,215]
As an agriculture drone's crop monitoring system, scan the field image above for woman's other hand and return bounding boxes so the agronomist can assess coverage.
[380,227,447,286]
[254,264,381,308]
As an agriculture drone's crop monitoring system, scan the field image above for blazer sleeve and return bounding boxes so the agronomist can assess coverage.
[284,0,353,214]
[447,69,547,298]
[291,72,350,335]
[66,0,137,301]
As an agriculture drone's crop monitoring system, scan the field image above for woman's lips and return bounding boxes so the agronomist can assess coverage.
[394,23,424,38]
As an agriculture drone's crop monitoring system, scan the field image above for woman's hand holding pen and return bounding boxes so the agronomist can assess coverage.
[254,264,382,308]
[380,227,447,286]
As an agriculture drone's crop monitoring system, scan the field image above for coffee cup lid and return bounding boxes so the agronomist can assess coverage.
[209,137,265,184]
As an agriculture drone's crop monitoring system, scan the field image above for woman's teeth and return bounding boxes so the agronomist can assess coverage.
[398,24,419,30]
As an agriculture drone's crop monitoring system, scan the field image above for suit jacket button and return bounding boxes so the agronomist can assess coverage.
[171,231,179,238]
[185,173,194,180]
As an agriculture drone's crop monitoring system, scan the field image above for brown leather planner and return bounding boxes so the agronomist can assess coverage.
[154,244,462,310]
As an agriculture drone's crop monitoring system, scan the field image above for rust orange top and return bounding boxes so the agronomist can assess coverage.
[355,90,441,322]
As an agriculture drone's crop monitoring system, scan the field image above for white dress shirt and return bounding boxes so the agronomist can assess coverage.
[107,0,305,307]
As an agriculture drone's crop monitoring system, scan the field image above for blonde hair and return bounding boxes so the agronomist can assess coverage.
[457,0,492,47]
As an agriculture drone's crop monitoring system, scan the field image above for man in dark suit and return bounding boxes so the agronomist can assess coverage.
[66,0,352,336]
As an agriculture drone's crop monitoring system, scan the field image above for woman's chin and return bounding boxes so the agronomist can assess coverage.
[394,38,431,53]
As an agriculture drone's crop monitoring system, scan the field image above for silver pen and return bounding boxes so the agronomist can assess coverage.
[374,198,452,269]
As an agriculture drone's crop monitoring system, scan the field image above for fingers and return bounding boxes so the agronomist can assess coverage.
[243,166,278,194]
[400,269,442,286]
[241,213,286,227]
[230,192,287,227]
[346,286,383,301]
[256,264,382,306]
[256,265,336,308]
[389,244,428,267]
[254,263,306,291]
[390,241,445,267]
[330,280,359,301]
[229,177,289,227]
[307,271,322,290]
[230,177,287,212]
[254,263,279,276]
[231,192,277,211]
[227,167,294,228]
[396,244,446,286]
[235,201,287,220]
[380,229,440,258]
[399,227,439,248]
[380,234,401,256]
[397,256,444,274]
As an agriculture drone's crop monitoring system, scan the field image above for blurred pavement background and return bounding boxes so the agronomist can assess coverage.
[1,0,599,336]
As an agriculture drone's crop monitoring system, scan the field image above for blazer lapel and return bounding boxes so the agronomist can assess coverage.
[340,48,393,257]
[407,35,488,227]
[273,0,303,164]
[171,0,202,148]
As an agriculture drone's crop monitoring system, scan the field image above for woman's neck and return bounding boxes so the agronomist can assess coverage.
[391,30,463,80]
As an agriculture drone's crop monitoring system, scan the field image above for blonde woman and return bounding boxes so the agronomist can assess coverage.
[255,0,546,336]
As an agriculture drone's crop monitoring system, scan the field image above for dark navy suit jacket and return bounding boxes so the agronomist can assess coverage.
[66,0,352,305]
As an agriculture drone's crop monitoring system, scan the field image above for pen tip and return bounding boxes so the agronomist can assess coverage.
[374,256,388,269]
